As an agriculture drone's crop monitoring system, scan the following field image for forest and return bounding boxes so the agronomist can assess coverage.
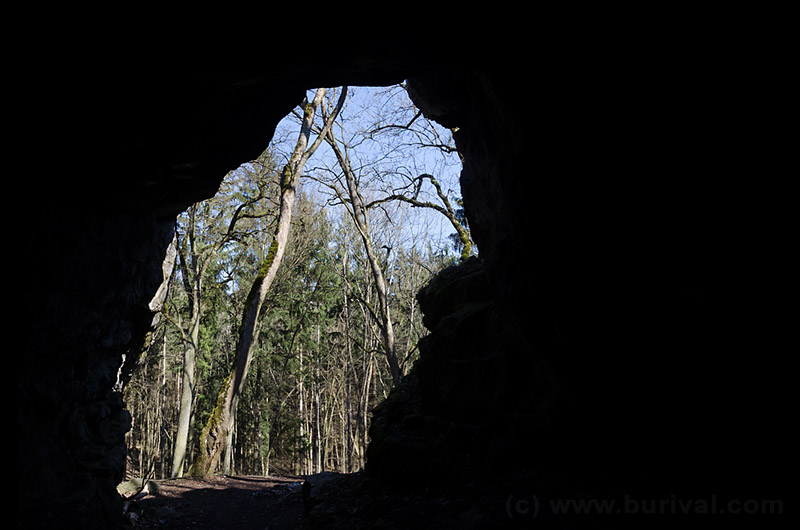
[122,84,473,480]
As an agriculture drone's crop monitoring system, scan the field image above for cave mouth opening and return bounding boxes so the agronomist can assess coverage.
[119,82,472,482]
[20,51,487,526]
[20,41,789,528]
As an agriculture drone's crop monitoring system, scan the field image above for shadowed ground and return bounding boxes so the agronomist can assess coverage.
[126,475,304,529]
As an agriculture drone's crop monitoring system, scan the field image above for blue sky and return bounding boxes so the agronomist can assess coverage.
[268,84,465,258]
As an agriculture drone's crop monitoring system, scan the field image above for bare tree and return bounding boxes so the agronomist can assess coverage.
[188,87,345,476]
[307,86,470,386]
[366,173,471,261]
[319,109,402,387]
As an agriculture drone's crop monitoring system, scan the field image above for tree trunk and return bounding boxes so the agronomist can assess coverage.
[342,253,354,472]
[171,315,198,476]
[326,131,401,386]
[187,87,345,477]
[313,364,322,473]
[171,209,202,478]
[160,333,168,478]
[298,346,306,475]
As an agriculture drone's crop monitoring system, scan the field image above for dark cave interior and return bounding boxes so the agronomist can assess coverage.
[17,31,788,529]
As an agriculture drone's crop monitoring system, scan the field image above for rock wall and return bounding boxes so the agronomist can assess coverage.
[18,212,176,528]
[364,48,789,525]
[367,257,558,491]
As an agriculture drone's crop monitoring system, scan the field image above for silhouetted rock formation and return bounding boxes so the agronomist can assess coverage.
[367,257,555,493]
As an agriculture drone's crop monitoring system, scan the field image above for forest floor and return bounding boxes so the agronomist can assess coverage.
[125,475,306,529]
[124,471,486,529]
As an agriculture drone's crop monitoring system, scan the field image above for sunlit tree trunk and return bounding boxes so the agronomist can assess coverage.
[342,251,355,472]
[188,87,345,476]
[298,346,306,475]
[169,205,203,478]
[160,333,168,478]
[313,341,322,473]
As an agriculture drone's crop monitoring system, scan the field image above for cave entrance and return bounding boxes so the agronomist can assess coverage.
[121,83,471,481]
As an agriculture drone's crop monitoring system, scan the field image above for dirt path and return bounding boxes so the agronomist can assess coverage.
[125,475,305,529]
